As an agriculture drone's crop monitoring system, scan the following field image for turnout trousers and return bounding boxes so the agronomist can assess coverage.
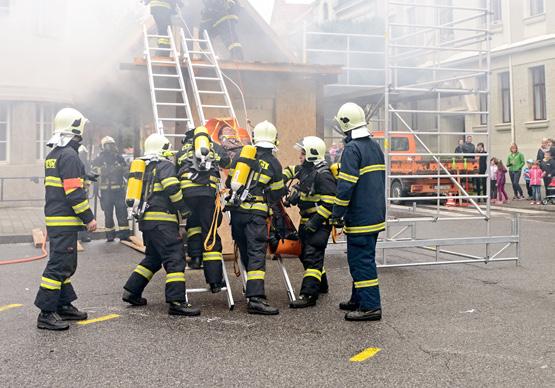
[151,6,172,48]
[346,233,381,310]
[35,231,79,312]
[100,189,130,240]
[298,224,330,297]
[230,211,267,298]
[124,224,186,302]
[184,196,223,285]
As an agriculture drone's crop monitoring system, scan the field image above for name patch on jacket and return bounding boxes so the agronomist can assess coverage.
[45,159,57,169]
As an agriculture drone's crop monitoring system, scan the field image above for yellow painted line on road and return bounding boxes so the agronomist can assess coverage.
[350,347,382,362]
[77,313,120,326]
[0,304,23,312]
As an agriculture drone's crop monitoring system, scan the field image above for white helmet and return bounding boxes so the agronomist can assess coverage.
[335,102,370,139]
[144,133,171,157]
[295,136,326,163]
[101,136,116,149]
[252,120,278,149]
[47,108,88,147]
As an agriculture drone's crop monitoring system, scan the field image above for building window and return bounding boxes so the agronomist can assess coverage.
[36,104,55,160]
[438,0,454,42]
[0,0,10,16]
[531,66,546,121]
[499,72,511,124]
[0,103,9,162]
[478,75,488,125]
[529,0,544,16]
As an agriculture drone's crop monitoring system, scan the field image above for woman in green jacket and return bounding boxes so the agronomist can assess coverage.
[507,143,525,199]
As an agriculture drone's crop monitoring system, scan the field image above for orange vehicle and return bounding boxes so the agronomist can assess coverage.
[371,131,478,203]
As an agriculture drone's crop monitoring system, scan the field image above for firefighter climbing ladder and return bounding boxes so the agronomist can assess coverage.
[143,25,195,137]
[180,29,236,124]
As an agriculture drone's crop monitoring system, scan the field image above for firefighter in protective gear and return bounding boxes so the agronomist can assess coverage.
[35,108,97,331]
[122,134,199,317]
[91,136,130,242]
[226,121,286,315]
[283,136,336,308]
[330,102,385,322]
[176,127,231,293]
[145,0,182,50]
[201,0,244,60]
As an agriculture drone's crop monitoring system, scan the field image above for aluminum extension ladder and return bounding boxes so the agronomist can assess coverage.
[143,24,235,310]
[237,256,297,303]
[143,25,195,138]
[180,29,236,124]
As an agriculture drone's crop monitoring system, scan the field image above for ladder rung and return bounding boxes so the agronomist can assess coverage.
[198,90,225,95]
[154,88,183,92]
[189,50,212,55]
[202,104,230,109]
[159,118,193,122]
[184,38,208,42]
[192,63,216,68]
[157,102,188,106]
[152,73,179,78]
[151,60,176,65]
[195,77,220,81]
[147,47,172,51]
[147,34,169,38]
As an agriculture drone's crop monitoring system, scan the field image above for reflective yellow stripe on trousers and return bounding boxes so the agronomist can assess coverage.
[247,270,265,281]
[166,272,186,283]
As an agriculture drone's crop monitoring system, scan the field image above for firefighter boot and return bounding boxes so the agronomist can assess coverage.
[189,256,202,270]
[339,300,358,311]
[106,230,116,242]
[247,297,279,315]
[289,294,317,309]
[210,283,222,293]
[168,302,201,317]
[345,308,382,322]
[57,304,88,321]
[122,290,147,306]
[37,312,70,331]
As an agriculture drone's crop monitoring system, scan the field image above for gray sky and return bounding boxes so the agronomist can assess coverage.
[248,0,314,22]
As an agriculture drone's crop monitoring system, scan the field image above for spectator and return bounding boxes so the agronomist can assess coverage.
[506,143,525,200]
[496,159,508,204]
[540,147,555,190]
[462,135,475,159]
[523,159,534,200]
[475,142,487,202]
[454,139,464,154]
[536,138,552,162]
[539,141,554,196]
[529,161,544,205]
[490,157,498,200]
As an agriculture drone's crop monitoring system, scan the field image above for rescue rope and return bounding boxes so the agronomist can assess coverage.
[0,230,48,266]
[203,190,223,251]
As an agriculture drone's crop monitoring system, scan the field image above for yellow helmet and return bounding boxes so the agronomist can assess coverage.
[54,108,88,137]
[144,133,171,157]
[252,120,278,149]
[295,136,326,163]
[335,102,367,132]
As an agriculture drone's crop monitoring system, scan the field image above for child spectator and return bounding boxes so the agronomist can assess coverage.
[496,159,508,204]
[529,161,544,205]
[523,159,533,199]
[540,148,555,190]
[489,157,498,200]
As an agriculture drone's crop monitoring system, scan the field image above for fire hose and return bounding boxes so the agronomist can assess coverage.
[0,231,48,266]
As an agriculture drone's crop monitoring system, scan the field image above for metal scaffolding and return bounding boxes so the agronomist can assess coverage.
[299,0,520,266]
[377,0,519,266]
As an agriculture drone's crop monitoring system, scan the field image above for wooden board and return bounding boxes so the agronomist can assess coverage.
[32,228,45,248]
[77,241,84,252]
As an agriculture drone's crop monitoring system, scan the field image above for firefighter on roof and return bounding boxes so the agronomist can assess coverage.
[202,0,244,60]
[176,127,231,293]
[330,102,386,322]
[226,121,286,315]
[122,134,200,317]
[145,0,182,51]
[283,136,336,308]
[35,108,97,331]
[91,136,130,242]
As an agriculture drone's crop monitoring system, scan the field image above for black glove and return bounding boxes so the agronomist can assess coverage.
[180,207,192,220]
[329,217,344,229]
[304,214,323,233]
